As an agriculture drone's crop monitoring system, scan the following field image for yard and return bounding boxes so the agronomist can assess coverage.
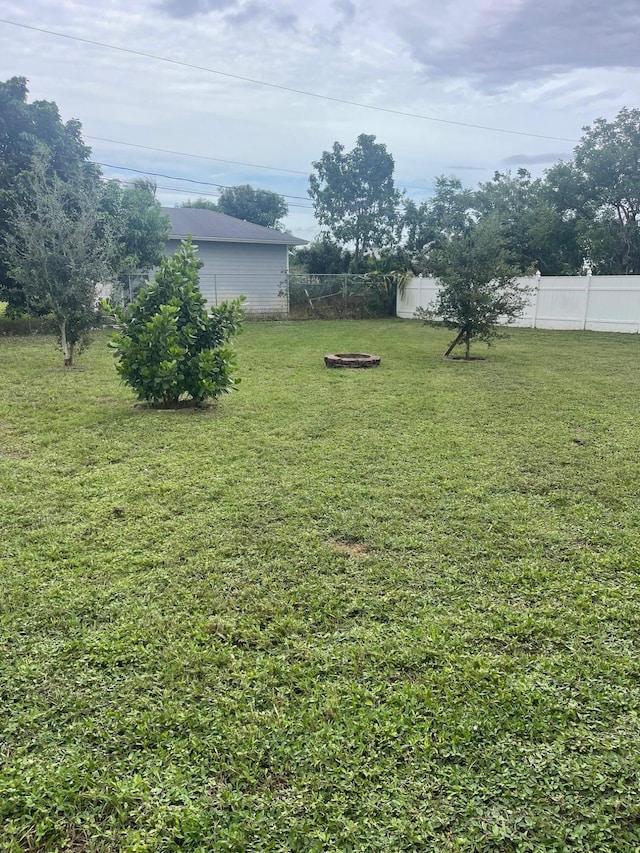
[1,320,639,852]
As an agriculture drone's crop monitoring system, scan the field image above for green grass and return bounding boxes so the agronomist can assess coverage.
[1,321,640,852]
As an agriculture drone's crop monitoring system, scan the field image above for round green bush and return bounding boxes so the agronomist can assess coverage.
[110,237,244,406]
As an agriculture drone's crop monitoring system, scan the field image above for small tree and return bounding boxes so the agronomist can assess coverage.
[110,237,244,407]
[4,160,113,366]
[418,219,530,359]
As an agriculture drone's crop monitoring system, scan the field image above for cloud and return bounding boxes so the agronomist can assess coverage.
[502,152,569,165]
[226,1,297,29]
[446,164,486,170]
[158,0,296,28]
[393,0,640,89]
[338,0,357,19]
[159,0,238,18]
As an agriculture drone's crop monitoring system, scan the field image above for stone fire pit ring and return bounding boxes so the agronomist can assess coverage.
[324,352,381,368]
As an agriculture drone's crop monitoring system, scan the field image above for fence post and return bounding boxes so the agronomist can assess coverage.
[532,271,541,328]
[583,266,592,330]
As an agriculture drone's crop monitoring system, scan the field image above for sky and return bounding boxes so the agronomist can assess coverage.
[1,0,639,240]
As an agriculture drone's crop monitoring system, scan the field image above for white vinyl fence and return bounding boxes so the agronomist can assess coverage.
[397,273,640,333]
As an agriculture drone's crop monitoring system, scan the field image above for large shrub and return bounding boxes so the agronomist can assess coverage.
[110,237,244,406]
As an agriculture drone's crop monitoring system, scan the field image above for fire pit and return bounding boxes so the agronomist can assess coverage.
[324,353,381,368]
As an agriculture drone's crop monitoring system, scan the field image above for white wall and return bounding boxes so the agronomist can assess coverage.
[397,274,640,333]
[166,240,289,315]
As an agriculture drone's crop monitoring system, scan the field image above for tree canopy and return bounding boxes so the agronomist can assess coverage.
[401,108,640,277]
[0,78,176,314]
[291,237,352,275]
[308,134,401,270]
[0,77,101,310]
[216,185,288,229]
[403,177,475,261]
[565,108,640,274]
[180,197,218,212]
[3,159,114,365]
[181,186,288,229]
[101,178,171,301]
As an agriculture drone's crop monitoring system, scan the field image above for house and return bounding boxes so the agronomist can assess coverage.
[162,207,307,315]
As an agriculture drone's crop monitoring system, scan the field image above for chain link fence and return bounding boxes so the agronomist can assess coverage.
[106,271,400,319]
[284,273,397,319]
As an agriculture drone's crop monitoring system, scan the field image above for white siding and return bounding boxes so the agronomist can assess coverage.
[165,240,289,314]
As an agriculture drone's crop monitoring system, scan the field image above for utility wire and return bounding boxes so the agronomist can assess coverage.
[91,136,435,193]
[113,179,314,208]
[95,162,314,201]
[99,161,428,208]
[87,135,310,176]
[0,18,579,143]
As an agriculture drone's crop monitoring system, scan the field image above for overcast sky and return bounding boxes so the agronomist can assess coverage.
[1,0,639,239]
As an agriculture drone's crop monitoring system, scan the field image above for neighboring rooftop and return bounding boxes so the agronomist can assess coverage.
[162,207,307,246]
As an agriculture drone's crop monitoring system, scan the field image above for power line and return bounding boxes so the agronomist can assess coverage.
[90,136,435,193]
[98,160,428,209]
[87,135,309,176]
[113,179,314,209]
[0,17,579,144]
[96,161,313,201]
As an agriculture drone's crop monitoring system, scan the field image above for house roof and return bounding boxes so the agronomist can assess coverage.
[162,207,307,246]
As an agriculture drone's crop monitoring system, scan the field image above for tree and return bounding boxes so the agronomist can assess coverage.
[110,238,244,407]
[417,218,530,359]
[0,77,100,311]
[291,237,352,274]
[3,160,114,366]
[308,133,401,270]
[567,108,640,273]
[541,159,620,273]
[474,169,568,275]
[179,197,218,212]
[101,179,171,300]
[403,176,475,267]
[404,171,581,277]
[214,185,288,229]
[110,179,170,274]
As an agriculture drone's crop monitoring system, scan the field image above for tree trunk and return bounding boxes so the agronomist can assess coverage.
[59,319,73,367]
[444,330,465,357]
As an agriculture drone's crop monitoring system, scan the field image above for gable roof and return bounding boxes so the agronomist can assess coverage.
[163,207,307,246]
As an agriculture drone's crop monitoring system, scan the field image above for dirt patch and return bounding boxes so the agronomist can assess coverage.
[0,449,30,459]
[326,539,373,557]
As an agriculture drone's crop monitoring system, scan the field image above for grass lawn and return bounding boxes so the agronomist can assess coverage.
[1,320,640,852]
